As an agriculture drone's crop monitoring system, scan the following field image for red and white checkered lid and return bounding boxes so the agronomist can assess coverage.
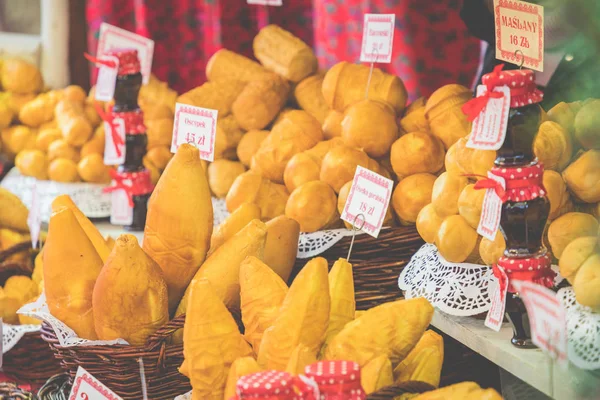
[236,371,296,399]
[481,68,543,108]
[105,48,141,76]
[111,109,146,135]
[304,361,365,399]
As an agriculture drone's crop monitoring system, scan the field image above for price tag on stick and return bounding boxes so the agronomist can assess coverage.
[69,366,123,400]
[171,103,218,162]
[494,0,544,71]
[97,23,155,83]
[341,166,394,238]
[361,14,395,63]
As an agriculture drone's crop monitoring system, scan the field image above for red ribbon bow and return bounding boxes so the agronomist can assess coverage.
[93,103,124,158]
[461,64,506,122]
[463,174,507,202]
[103,169,135,207]
[492,264,508,296]
[84,52,117,69]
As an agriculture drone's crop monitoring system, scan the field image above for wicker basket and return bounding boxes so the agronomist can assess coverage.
[40,314,190,400]
[3,330,62,385]
[291,226,424,310]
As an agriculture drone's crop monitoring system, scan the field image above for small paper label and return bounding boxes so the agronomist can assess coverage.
[110,190,133,226]
[171,103,218,162]
[247,0,282,5]
[494,0,544,71]
[360,14,395,63]
[95,56,119,102]
[69,366,122,400]
[485,266,508,332]
[467,85,511,151]
[97,23,154,84]
[478,173,505,241]
[512,280,567,365]
[104,118,126,165]
[341,166,394,238]
[27,183,41,250]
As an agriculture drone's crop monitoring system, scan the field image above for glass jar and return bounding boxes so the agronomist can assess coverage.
[500,197,550,257]
[495,103,544,167]
[112,72,143,112]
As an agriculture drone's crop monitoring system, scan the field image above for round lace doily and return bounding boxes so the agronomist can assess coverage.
[1,168,111,222]
[558,287,600,370]
[18,293,128,347]
[2,323,40,354]
[175,391,192,400]
[399,244,495,316]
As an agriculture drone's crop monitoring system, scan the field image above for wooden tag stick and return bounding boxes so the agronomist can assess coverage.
[347,213,366,262]
[365,45,379,99]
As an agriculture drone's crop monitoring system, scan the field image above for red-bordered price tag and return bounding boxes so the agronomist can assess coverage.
[341,166,394,238]
[478,173,505,241]
[512,280,567,365]
[27,183,41,249]
[485,266,508,332]
[104,118,126,166]
[69,366,122,400]
[97,23,154,84]
[361,14,395,63]
[171,103,218,162]
[247,0,282,5]
[494,0,544,71]
[110,189,133,226]
[467,85,511,151]
[94,55,119,102]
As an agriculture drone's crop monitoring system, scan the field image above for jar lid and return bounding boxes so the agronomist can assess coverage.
[105,48,141,76]
[236,371,295,398]
[304,360,361,385]
[496,252,555,291]
[111,109,146,135]
[110,169,154,196]
[481,68,543,107]
[491,163,546,202]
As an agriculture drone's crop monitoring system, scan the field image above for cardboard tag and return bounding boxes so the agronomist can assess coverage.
[110,190,133,226]
[485,266,508,332]
[361,14,395,63]
[477,173,505,241]
[97,23,154,84]
[27,183,41,250]
[512,280,567,365]
[103,118,126,166]
[171,103,218,162]
[494,0,544,71]
[94,55,119,102]
[341,166,394,238]
[247,0,282,5]
[69,366,122,400]
[467,85,511,151]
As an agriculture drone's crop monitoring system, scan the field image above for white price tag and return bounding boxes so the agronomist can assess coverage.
[69,366,123,400]
[494,0,544,71]
[171,103,218,162]
[94,56,119,102]
[360,14,395,63]
[27,183,41,249]
[97,23,154,84]
[512,280,567,365]
[485,266,508,332]
[477,173,505,241]
[341,166,394,238]
[247,0,282,5]
[110,190,133,226]
[104,118,126,166]
[467,85,511,151]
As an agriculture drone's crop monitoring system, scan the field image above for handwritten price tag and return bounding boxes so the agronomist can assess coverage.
[361,14,395,63]
[95,55,119,102]
[97,23,154,83]
[104,118,126,165]
[467,85,511,151]
[494,0,544,71]
[341,166,393,238]
[485,266,508,332]
[69,366,122,400]
[27,183,41,250]
[247,0,282,5]
[171,103,218,162]
[110,189,133,226]
[477,173,505,241]
[512,281,567,365]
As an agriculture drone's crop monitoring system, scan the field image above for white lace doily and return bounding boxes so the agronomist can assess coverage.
[1,168,111,222]
[174,391,191,400]
[558,287,600,370]
[17,293,128,348]
[399,244,496,316]
[2,323,40,354]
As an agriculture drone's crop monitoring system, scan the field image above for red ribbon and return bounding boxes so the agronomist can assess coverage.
[461,64,505,122]
[466,173,543,203]
[84,52,117,69]
[94,102,123,158]
[103,169,135,207]
[492,264,508,295]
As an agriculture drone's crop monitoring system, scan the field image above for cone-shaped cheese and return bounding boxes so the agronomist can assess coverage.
[240,256,289,352]
[286,344,317,375]
[92,234,169,346]
[144,143,213,314]
[361,354,394,394]
[412,382,502,400]
[394,330,444,388]
[322,258,355,354]
[176,220,268,319]
[180,279,253,400]
[210,203,262,255]
[51,194,110,263]
[324,297,433,366]
[224,357,262,400]
[44,207,103,339]
[257,257,330,370]
[264,216,300,283]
